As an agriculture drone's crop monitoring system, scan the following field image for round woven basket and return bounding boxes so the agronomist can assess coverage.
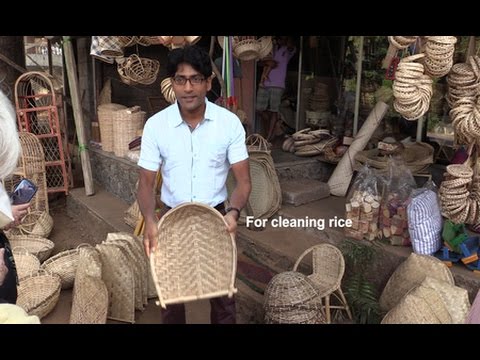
[263,271,324,324]
[150,202,237,309]
[233,38,260,61]
[41,247,84,289]
[8,210,53,238]
[16,270,61,319]
[8,234,54,262]
[12,247,41,280]
[117,54,160,86]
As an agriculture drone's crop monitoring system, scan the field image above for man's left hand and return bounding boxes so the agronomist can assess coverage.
[224,212,238,234]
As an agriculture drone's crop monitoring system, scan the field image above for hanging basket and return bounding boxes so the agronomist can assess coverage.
[257,36,273,60]
[233,38,260,61]
[117,54,160,86]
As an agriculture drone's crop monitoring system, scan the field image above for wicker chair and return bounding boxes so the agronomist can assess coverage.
[293,244,352,323]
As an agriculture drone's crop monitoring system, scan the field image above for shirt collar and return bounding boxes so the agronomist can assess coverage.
[171,98,215,128]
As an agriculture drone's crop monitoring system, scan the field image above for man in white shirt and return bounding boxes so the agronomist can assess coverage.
[137,45,251,324]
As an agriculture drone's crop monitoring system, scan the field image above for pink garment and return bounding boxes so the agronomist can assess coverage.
[263,45,295,89]
[465,289,480,323]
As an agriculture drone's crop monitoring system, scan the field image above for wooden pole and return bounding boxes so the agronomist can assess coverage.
[353,36,364,137]
[62,36,95,196]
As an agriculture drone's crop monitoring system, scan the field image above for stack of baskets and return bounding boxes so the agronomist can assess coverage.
[291,128,337,157]
[227,134,282,224]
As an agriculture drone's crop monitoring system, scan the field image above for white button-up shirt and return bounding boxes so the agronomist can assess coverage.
[138,99,248,208]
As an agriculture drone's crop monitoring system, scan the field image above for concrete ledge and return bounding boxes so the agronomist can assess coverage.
[281,179,330,206]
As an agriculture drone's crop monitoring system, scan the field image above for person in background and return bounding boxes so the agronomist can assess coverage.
[137,45,251,324]
[0,89,31,304]
[256,36,296,142]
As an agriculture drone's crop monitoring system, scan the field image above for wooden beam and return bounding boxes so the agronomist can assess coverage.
[62,36,95,196]
[0,52,27,74]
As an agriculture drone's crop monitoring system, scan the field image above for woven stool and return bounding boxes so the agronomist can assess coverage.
[293,244,352,324]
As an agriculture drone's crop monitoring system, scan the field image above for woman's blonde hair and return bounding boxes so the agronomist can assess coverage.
[0,90,20,179]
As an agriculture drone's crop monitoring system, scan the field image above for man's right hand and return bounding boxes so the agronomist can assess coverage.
[143,220,159,258]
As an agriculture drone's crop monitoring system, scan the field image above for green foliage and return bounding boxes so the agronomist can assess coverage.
[344,273,382,324]
[341,240,382,324]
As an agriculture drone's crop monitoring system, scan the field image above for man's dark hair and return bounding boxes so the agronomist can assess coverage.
[166,45,212,78]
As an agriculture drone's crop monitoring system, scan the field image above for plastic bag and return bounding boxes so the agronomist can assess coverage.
[380,157,416,246]
[345,164,383,241]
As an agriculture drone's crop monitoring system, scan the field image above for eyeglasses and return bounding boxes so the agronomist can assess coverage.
[172,75,206,86]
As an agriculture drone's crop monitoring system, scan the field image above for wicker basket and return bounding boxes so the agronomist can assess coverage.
[41,247,85,289]
[117,54,160,86]
[96,242,136,323]
[8,210,53,238]
[70,245,108,324]
[233,37,260,61]
[97,103,127,152]
[381,285,451,324]
[264,271,324,324]
[8,234,54,262]
[257,36,273,60]
[112,106,146,158]
[150,202,237,309]
[421,276,470,324]
[106,237,146,310]
[12,247,41,280]
[379,253,454,312]
[16,270,61,319]
[70,274,108,324]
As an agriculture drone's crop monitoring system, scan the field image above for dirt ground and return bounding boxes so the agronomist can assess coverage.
[39,195,211,324]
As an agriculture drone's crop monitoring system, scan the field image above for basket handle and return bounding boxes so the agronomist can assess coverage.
[12,245,30,255]
[246,133,270,152]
